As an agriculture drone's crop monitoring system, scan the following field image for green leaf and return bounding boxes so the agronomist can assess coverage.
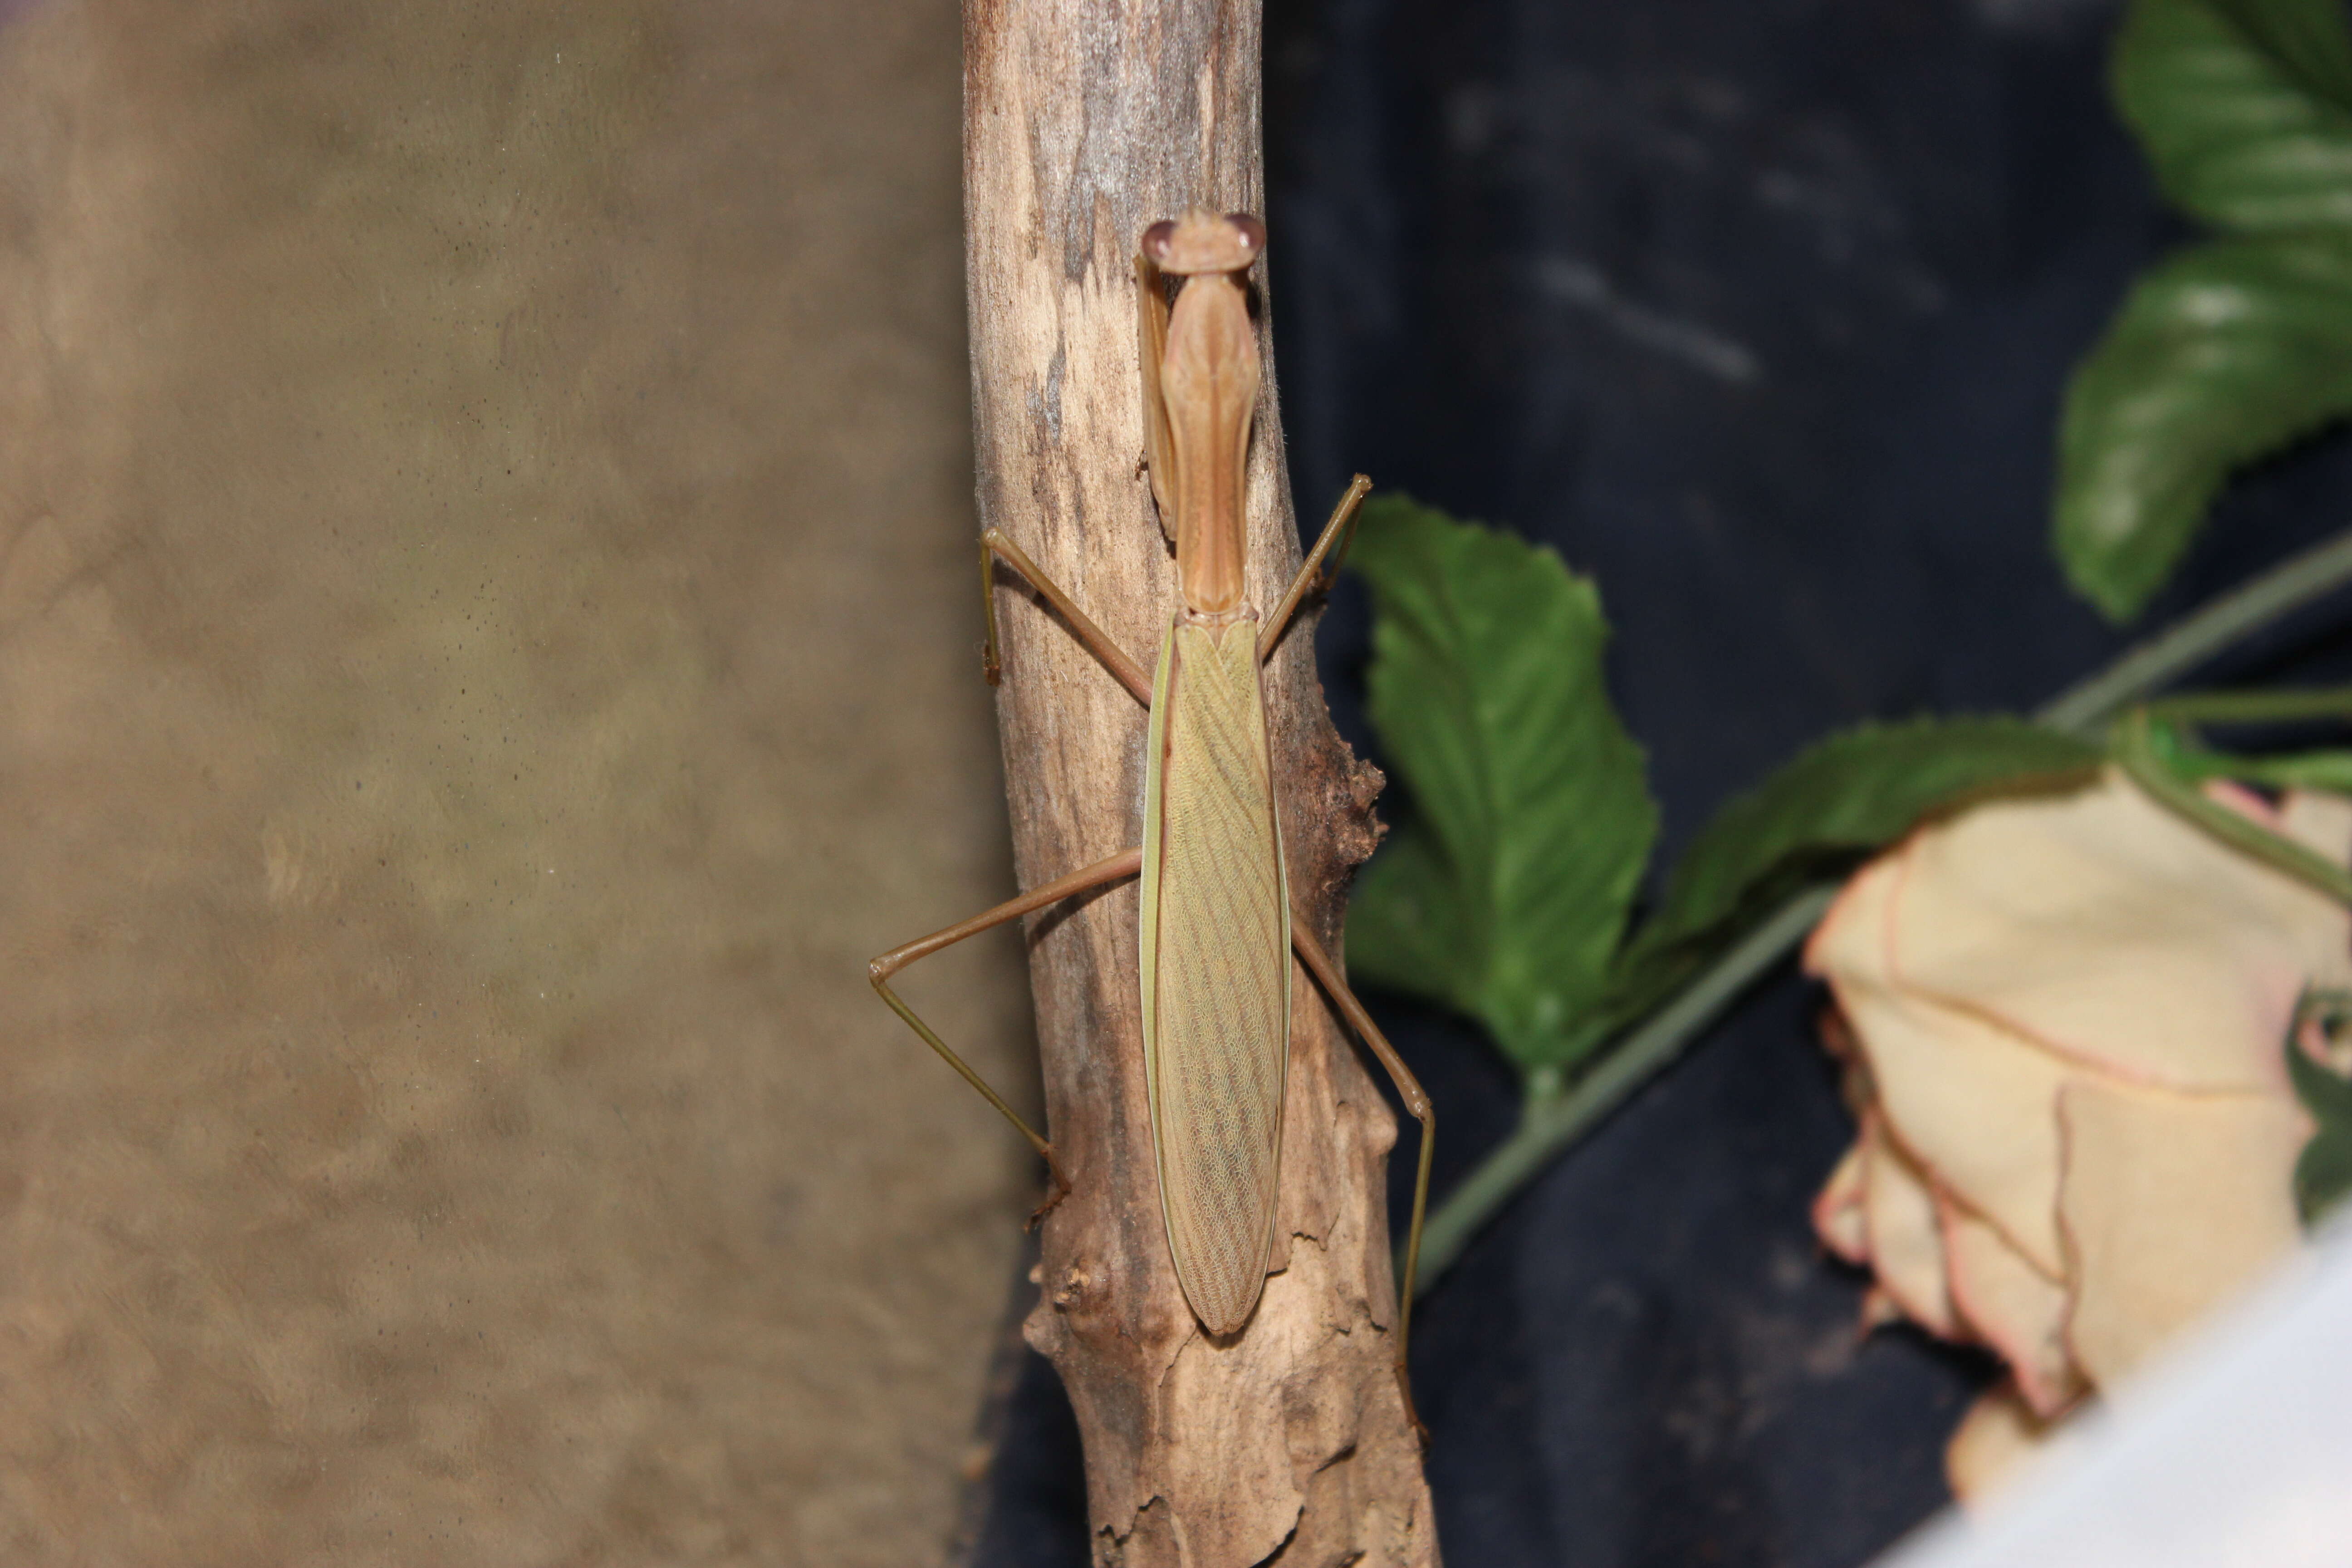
[1602,718,2102,1027]
[2116,0,2352,233]
[2287,990,2352,1223]
[2054,235,2352,622]
[1347,829,1474,1019]
[1345,495,1656,1072]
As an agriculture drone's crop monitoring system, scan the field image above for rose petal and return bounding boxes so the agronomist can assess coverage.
[2282,791,2352,993]
[1861,1114,1960,1340]
[1825,974,2069,1276]
[1945,1381,2058,1507]
[1813,841,2068,1273]
[1940,1201,2083,1418]
[2276,788,2352,867]
[1893,770,2348,1093]
[1803,845,1901,986]
[1812,1139,1870,1265]
[2057,1077,2310,1388]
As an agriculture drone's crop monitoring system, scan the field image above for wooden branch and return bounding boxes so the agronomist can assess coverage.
[962,2,1440,1563]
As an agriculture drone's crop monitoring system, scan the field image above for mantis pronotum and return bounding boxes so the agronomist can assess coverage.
[869,211,1434,1428]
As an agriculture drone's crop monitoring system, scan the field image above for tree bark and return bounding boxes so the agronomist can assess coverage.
[962,3,1439,1564]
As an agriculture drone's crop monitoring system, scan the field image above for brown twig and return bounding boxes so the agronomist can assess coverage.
[961,0,1439,1561]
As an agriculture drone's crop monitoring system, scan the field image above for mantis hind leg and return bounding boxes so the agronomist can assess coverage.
[1259,474,1373,663]
[1289,912,1436,1445]
[870,846,1144,1222]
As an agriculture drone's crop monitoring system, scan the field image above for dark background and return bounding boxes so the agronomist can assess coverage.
[969,0,2352,1562]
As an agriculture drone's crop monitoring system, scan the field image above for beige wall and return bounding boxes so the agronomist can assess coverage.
[0,1,1034,1561]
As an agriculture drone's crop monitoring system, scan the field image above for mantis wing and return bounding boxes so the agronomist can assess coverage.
[1139,614,1291,1335]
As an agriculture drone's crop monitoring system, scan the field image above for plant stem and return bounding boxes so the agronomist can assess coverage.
[2113,710,2352,905]
[1410,524,2352,1295]
[2143,685,2352,726]
[1411,887,1836,1283]
[2036,530,2352,734]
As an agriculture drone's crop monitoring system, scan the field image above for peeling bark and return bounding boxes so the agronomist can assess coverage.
[961,0,1438,1563]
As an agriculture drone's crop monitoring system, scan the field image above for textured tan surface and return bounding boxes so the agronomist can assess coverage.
[0,1,1031,1562]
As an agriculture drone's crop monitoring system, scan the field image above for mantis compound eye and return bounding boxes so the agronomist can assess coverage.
[1142,211,1265,275]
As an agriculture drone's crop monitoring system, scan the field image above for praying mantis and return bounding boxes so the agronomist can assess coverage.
[869,210,1434,1426]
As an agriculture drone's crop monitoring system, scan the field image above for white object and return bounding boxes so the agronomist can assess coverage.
[1877,1212,2352,1568]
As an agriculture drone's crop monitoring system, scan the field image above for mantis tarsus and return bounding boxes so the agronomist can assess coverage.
[869,211,1434,1431]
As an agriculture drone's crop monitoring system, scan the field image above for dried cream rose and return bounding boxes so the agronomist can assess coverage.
[1803,766,2349,1501]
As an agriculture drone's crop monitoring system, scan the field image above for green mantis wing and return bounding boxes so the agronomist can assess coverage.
[1139,613,1291,1335]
